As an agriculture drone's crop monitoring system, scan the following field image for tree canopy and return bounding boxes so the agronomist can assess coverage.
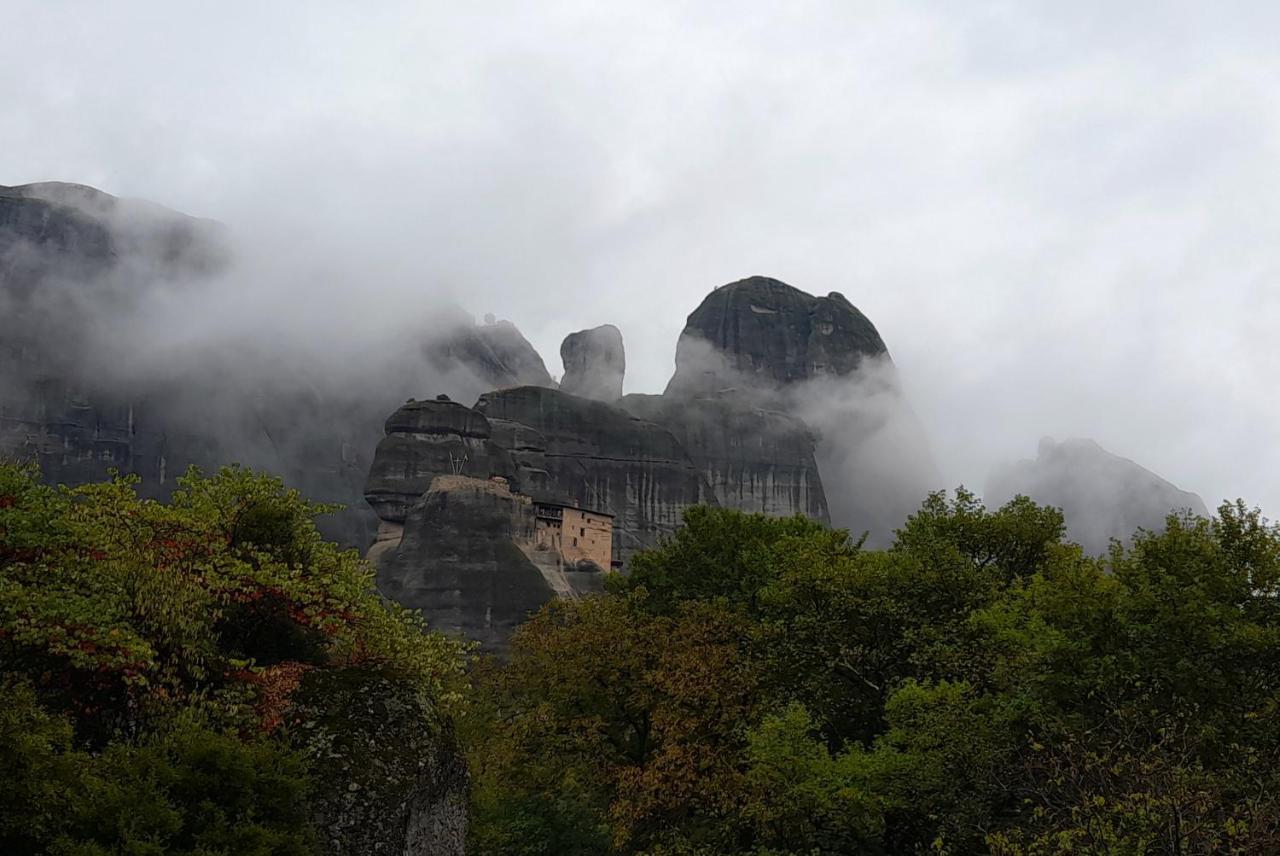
[0,462,465,854]
[467,491,1280,854]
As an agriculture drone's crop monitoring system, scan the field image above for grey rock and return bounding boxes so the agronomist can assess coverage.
[0,182,563,551]
[377,474,555,653]
[986,437,1210,554]
[424,316,556,394]
[560,324,625,401]
[363,398,520,525]
[620,393,828,522]
[665,275,888,400]
[475,385,716,565]
[661,275,937,543]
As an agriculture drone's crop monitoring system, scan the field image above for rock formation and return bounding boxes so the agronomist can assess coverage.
[661,275,936,542]
[560,324,624,401]
[986,437,1209,554]
[424,316,556,394]
[0,181,558,549]
[474,385,715,563]
[665,275,889,400]
[376,475,557,652]
[365,278,931,647]
[364,396,520,527]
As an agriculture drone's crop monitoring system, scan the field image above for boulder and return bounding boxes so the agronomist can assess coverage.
[376,474,555,653]
[560,324,625,401]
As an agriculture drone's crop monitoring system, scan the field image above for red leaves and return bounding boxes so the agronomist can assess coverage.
[0,494,15,508]
[235,660,312,734]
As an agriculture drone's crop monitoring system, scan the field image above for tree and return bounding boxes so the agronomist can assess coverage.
[0,462,467,853]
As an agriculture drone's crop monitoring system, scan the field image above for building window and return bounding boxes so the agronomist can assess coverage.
[573,537,578,547]
[580,527,585,537]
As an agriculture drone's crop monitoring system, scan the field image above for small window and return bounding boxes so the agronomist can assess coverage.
[572,537,578,547]
[580,527,585,537]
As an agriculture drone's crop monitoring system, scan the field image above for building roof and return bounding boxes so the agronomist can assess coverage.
[528,491,614,518]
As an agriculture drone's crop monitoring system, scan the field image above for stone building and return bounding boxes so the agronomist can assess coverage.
[532,496,615,571]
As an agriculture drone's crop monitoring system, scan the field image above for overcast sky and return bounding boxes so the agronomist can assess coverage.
[5,1,1279,515]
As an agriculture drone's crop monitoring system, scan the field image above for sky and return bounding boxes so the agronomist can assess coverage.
[4,1,1279,515]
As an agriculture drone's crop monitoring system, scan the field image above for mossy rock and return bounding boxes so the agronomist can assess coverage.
[285,668,467,855]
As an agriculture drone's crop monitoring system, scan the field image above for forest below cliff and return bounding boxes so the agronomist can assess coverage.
[3,461,1279,855]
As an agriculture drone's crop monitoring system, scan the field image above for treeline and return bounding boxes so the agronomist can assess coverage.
[3,463,1279,854]
[465,494,1280,854]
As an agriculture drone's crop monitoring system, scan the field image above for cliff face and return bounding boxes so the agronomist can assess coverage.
[474,385,716,564]
[424,318,557,394]
[986,437,1210,554]
[619,393,828,523]
[364,397,520,526]
[0,182,231,501]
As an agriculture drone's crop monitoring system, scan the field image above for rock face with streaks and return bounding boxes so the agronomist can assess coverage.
[659,276,935,541]
[986,437,1210,554]
[0,182,231,496]
[475,385,715,564]
[619,393,828,523]
[560,324,625,401]
[363,396,521,526]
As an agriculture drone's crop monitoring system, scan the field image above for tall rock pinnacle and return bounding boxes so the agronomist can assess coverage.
[560,324,625,401]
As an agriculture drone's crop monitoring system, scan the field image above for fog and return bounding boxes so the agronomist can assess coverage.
[4,1,1279,518]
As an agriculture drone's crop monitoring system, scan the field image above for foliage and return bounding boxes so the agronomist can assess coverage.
[468,492,1280,854]
[0,462,466,854]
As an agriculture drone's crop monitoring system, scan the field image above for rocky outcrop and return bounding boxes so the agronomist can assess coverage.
[363,397,520,526]
[560,324,625,401]
[376,475,555,653]
[475,386,716,564]
[986,437,1210,554]
[662,276,936,543]
[424,316,556,394]
[287,668,467,856]
[665,275,888,400]
[620,393,828,522]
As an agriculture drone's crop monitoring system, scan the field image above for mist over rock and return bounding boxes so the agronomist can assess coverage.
[0,181,233,496]
[663,275,937,542]
[665,275,888,399]
[425,315,556,395]
[986,437,1210,554]
[560,324,625,401]
[0,181,564,549]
